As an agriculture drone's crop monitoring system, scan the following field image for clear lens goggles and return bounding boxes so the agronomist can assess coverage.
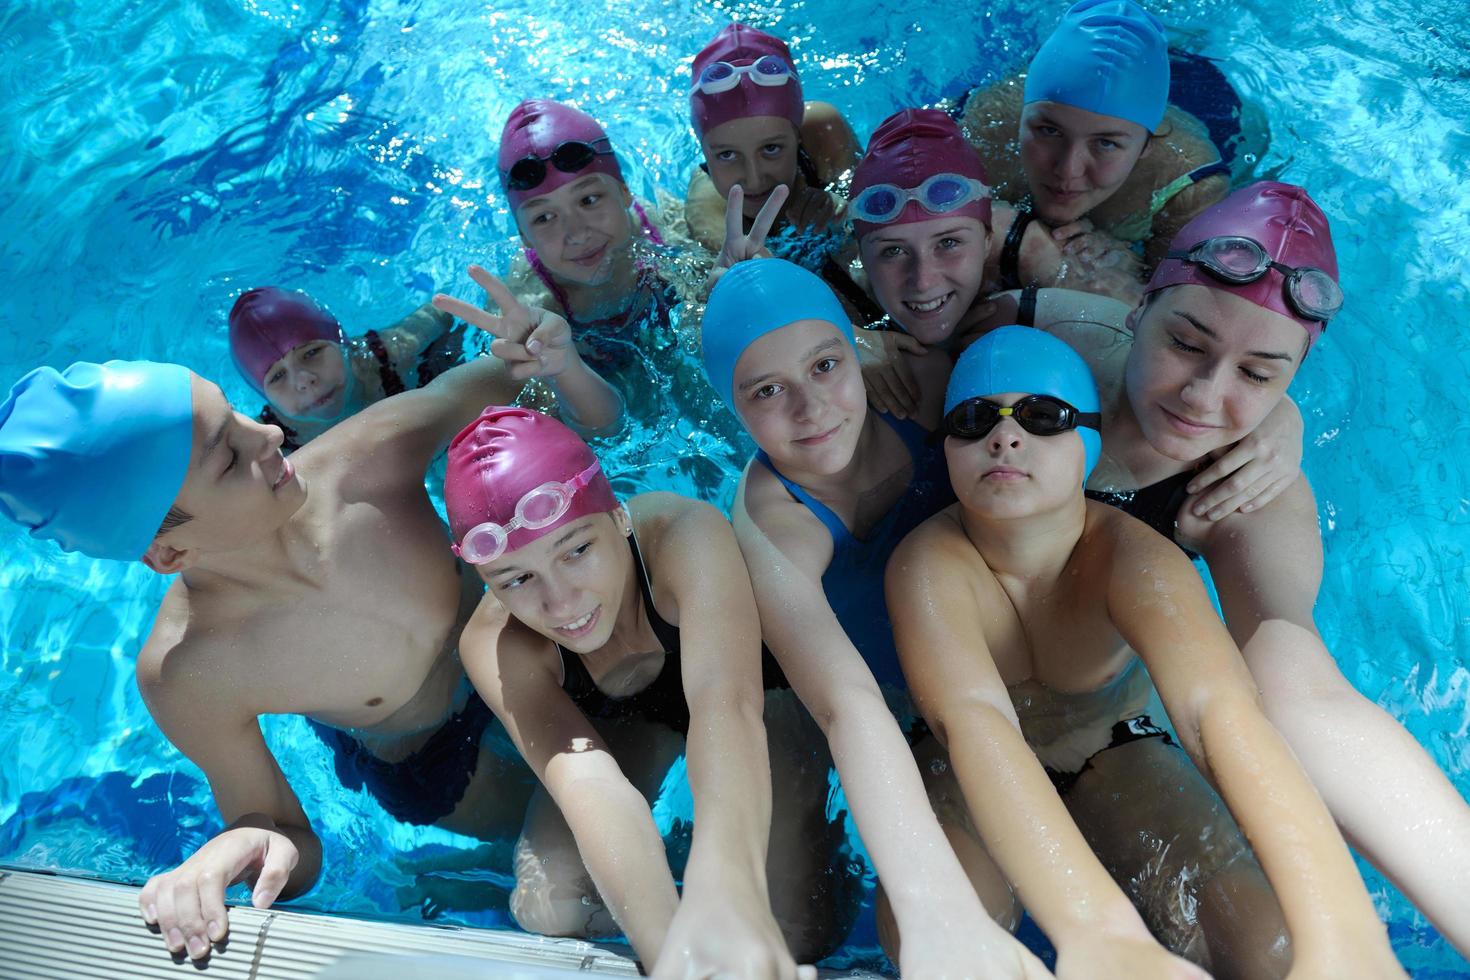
[504,138,614,193]
[693,56,795,95]
[943,395,1100,441]
[851,173,991,225]
[1166,235,1343,323]
[454,461,603,565]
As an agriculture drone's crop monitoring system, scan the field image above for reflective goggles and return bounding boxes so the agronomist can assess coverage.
[851,173,991,224]
[1165,235,1343,323]
[503,137,614,193]
[943,395,1100,441]
[693,56,795,95]
[453,461,603,565]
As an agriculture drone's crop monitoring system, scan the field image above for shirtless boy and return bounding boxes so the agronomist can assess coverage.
[0,274,621,962]
[887,326,1405,979]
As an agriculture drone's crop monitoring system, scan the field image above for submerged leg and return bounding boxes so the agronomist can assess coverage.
[1066,735,1291,980]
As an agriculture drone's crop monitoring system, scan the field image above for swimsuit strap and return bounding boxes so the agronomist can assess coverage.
[363,329,406,396]
[1000,199,1035,291]
[822,255,889,326]
[1145,159,1231,219]
[1016,283,1041,328]
[796,143,823,188]
[753,413,917,550]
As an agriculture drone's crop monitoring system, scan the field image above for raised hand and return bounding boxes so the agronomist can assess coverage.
[716,183,791,270]
[138,826,299,961]
[433,265,577,381]
[855,326,927,419]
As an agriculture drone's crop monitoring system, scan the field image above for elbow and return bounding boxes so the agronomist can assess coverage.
[807,680,894,741]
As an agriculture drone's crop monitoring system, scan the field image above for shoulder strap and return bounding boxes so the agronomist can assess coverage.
[1016,284,1040,328]
[754,451,852,546]
[999,199,1035,291]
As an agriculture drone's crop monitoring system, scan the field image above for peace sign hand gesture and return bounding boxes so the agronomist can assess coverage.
[433,265,577,381]
[704,183,791,294]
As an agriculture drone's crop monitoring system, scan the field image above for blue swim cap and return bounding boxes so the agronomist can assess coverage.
[0,361,194,561]
[1024,0,1170,133]
[701,259,855,415]
[947,326,1102,480]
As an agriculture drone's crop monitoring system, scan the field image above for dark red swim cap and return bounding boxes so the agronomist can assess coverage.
[228,287,346,393]
[498,99,624,211]
[849,108,993,240]
[690,23,805,138]
[1146,181,1339,350]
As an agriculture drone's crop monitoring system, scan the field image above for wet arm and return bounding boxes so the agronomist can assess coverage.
[375,303,453,375]
[460,603,677,962]
[684,169,727,252]
[1112,525,1405,976]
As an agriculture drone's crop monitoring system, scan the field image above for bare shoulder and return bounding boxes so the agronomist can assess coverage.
[888,506,972,584]
[734,463,835,578]
[1086,500,1196,592]
[136,581,255,722]
[800,101,860,177]
[956,75,1028,200]
[628,491,728,553]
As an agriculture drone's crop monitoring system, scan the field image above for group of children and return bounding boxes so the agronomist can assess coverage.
[1,2,1467,978]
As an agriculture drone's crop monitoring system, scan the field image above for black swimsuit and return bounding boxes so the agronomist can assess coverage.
[556,532,692,735]
[1086,471,1202,560]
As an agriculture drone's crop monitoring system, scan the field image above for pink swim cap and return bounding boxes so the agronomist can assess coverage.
[690,24,805,138]
[229,287,346,393]
[444,406,619,557]
[850,108,993,241]
[1146,181,1339,350]
[498,99,625,211]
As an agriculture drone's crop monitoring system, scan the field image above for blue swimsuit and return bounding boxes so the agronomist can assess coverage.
[755,414,955,689]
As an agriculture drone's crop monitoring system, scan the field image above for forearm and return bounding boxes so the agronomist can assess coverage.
[389,303,453,352]
[1242,621,1470,953]
[225,812,322,900]
[680,690,771,899]
[944,704,1147,942]
[817,685,992,937]
[1197,691,1389,962]
[547,354,623,434]
[554,776,679,962]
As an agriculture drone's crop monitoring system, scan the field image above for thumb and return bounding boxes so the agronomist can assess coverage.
[249,836,298,909]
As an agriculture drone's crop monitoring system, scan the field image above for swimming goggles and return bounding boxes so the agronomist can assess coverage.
[1165,236,1343,323]
[693,56,795,95]
[503,138,615,193]
[943,395,1100,441]
[850,173,992,225]
[453,461,603,565]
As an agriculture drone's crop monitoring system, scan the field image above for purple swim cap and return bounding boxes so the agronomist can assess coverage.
[444,406,619,558]
[1146,181,1339,350]
[690,24,805,138]
[498,99,625,211]
[850,109,993,241]
[229,287,346,394]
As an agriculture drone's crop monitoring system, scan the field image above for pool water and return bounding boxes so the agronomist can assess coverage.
[1,0,1467,975]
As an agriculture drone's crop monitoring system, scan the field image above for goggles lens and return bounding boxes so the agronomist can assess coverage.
[943,395,1099,440]
[695,56,794,94]
[1168,236,1343,323]
[504,138,614,193]
[851,174,991,224]
[455,461,603,565]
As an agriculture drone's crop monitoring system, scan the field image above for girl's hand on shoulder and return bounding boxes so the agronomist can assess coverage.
[855,326,925,419]
[1184,398,1303,521]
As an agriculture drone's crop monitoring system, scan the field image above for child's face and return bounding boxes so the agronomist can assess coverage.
[945,391,1087,520]
[515,173,635,286]
[1125,285,1304,463]
[1019,101,1150,226]
[859,215,991,346]
[700,116,802,221]
[731,319,868,478]
[475,510,632,654]
[263,340,348,420]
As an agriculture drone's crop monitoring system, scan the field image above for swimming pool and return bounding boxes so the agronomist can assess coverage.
[1,0,1466,974]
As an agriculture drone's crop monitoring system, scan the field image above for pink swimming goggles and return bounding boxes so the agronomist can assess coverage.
[452,460,604,565]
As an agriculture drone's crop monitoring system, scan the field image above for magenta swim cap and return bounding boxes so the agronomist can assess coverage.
[498,99,624,212]
[1145,181,1339,350]
[229,287,346,394]
[849,109,993,240]
[690,24,805,138]
[444,406,619,556]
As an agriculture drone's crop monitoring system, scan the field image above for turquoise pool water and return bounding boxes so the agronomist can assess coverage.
[1,0,1467,974]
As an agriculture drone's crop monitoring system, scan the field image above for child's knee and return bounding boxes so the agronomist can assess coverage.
[510,871,614,938]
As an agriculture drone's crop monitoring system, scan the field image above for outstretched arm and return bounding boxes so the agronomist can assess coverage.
[1192,477,1470,957]
[734,481,1048,980]
[1112,519,1407,979]
[375,301,454,374]
[886,521,1204,980]
[648,497,805,980]
[459,595,678,964]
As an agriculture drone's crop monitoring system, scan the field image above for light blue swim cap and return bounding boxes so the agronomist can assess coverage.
[947,326,1102,480]
[0,360,194,561]
[1024,0,1170,134]
[701,259,855,416]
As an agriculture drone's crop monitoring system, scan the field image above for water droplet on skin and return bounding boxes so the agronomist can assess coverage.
[928,757,948,775]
